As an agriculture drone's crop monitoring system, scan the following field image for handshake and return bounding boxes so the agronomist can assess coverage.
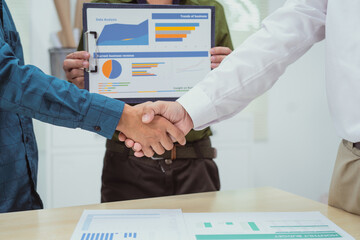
[62,52,195,157]
[116,101,194,157]
[64,47,232,157]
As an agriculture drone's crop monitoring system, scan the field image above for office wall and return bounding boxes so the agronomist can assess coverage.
[25,0,339,206]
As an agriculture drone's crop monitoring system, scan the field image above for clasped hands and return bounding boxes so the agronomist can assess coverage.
[117,101,194,157]
[116,101,193,157]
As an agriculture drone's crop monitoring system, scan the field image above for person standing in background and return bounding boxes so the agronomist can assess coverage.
[63,0,233,202]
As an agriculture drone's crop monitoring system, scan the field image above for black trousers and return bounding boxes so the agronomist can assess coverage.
[101,138,220,203]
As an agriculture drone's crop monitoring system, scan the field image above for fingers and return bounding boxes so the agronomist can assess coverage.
[134,151,145,158]
[133,142,142,152]
[210,47,232,69]
[151,143,166,155]
[165,122,186,146]
[66,51,90,61]
[125,139,135,148]
[67,67,84,80]
[142,101,165,123]
[211,62,220,69]
[142,146,155,158]
[210,46,232,56]
[63,51,90,87]
[210,55,227,64]
[160,136,174,151]
[67,77,83,89]
[63,55,90,72]
[118,133,126,142]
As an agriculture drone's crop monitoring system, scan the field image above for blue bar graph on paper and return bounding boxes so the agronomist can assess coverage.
[124,232,137,238]
[156,38,183,42]
[155,23,200,27]
[81,232,117,240]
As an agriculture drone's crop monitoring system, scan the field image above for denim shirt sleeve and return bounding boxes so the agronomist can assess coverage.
[0,39,124,139]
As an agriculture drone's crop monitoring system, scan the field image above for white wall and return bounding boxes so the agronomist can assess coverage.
[26,0,339,207]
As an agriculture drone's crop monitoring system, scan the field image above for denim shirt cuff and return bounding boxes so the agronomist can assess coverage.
[81,93,124,139]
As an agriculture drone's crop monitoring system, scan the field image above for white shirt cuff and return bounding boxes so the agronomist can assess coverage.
[177,86,218,130]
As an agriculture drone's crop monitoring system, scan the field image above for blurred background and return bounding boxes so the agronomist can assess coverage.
[7,0,339,209]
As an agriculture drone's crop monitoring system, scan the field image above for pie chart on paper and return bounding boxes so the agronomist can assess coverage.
[102,60,122,79]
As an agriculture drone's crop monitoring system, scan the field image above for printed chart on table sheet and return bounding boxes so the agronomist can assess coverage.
[70,209,189,240]
[184,212,355,240]
[84,5,213,101]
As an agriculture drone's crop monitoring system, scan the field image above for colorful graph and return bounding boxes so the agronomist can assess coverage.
[132,62,164,77]
[97,20,149,46]
[124,232,137,238]
[80,233,115,240]
[102,60,122,79]
[98,82,130,94]
[155,23,199,42]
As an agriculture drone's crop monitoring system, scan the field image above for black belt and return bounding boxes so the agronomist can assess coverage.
[106,137,217,159]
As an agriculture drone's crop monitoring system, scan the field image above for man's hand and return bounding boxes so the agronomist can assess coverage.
[63,51,90,89]
[116,104,187,157]
[141,101,193,134]
[210,46,232,69]
[120,101,194,157]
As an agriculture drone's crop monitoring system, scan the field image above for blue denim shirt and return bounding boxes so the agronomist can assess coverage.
[0,0,124,213]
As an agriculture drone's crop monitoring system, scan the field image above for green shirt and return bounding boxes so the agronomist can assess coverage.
[80,0,233,142]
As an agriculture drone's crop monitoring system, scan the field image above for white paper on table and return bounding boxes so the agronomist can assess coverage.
[183,212,354,240]
[70,209,189,240]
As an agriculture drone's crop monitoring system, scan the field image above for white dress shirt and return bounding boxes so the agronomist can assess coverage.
[178,0,360,143]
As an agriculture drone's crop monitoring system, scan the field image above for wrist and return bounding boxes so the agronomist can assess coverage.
[116,104,136,133]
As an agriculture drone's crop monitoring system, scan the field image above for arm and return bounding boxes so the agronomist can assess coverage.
[124,0,328,155]
[0,40,120,138]
[179,0,327,129]
[0,39,185,156]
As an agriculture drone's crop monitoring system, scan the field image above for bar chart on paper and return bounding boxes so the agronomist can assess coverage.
[155,23,199,42]
[85,5,213,100]
[70,209,189,240]
[184,212,355,240]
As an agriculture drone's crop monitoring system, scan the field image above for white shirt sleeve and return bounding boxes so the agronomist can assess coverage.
[177,0,327,130]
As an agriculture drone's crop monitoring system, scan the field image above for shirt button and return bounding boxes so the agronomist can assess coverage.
[165,159,173,165]
[25,136,29,143]
[94,126,101,132]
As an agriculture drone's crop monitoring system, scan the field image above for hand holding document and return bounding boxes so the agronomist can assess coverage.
[71,210,355,240]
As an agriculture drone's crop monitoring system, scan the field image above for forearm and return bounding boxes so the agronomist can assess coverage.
[179,0,327,129]
[0,42,124,138]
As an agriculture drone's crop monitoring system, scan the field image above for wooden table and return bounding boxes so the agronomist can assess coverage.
[0,187,359,239]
